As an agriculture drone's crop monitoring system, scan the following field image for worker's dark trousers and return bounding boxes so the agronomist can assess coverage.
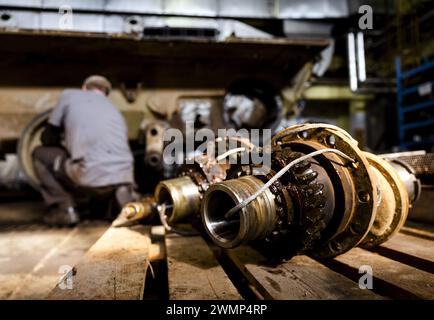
[32,146,138,216]
[32,146,75,208]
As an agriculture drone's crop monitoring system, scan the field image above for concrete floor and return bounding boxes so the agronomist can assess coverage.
[0,201,109,299]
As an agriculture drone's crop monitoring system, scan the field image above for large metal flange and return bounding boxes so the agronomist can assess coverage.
[360,153,409,248]
[271,124,378,258]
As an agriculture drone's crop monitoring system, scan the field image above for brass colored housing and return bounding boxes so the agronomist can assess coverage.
[155,176,201,224]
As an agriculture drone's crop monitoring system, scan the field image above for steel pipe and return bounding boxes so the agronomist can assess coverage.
[154,176,201,224]
[201,176,276,248]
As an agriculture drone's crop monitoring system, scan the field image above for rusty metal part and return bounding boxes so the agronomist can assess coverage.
[201,176,277,249]
[269,150,335,254]
[202,124,419,259]
[183,154,227,188]
[154,176,201,224]
[272,124,377,259]
[361,153,409,248]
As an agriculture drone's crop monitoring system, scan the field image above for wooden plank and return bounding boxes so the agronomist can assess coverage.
[384,233,434,262]
[401,222,434,241]
[143,226,168,300]
[166,234,241,300]
[6,221,108,300]
[149,226,166,262]
[48,225,151,300]
[224,246,383,300]
[331,248,434,299]
[371,233,434,273]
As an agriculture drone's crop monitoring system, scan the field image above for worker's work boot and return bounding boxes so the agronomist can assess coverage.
[44,205,80,227]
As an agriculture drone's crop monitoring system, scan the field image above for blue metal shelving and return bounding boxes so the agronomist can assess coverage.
[395,57,434,149]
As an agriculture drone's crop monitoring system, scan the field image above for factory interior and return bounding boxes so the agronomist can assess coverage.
[0,0,433,303]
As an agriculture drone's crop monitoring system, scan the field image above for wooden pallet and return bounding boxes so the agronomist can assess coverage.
[48,222,434,300]
[48,224,153,300]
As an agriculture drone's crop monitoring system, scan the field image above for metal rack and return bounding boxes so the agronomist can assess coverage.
[395,57,434,149]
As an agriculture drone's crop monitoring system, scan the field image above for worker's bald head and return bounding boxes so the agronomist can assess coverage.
[82,75,112,96]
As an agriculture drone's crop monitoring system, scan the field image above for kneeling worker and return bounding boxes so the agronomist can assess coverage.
[33,75,136,226]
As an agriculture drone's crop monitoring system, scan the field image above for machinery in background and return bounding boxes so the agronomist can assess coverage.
[381,151,434,186]
[13,77,287,197]
[0,2,330,199]
[222,79,283,135]
[201,124,421,259]
[395,58,434,151]
[140,120,170,171]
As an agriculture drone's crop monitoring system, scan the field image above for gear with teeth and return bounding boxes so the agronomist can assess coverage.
[266,148,329,256]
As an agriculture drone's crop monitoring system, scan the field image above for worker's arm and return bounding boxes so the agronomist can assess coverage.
[40,91,68,146]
